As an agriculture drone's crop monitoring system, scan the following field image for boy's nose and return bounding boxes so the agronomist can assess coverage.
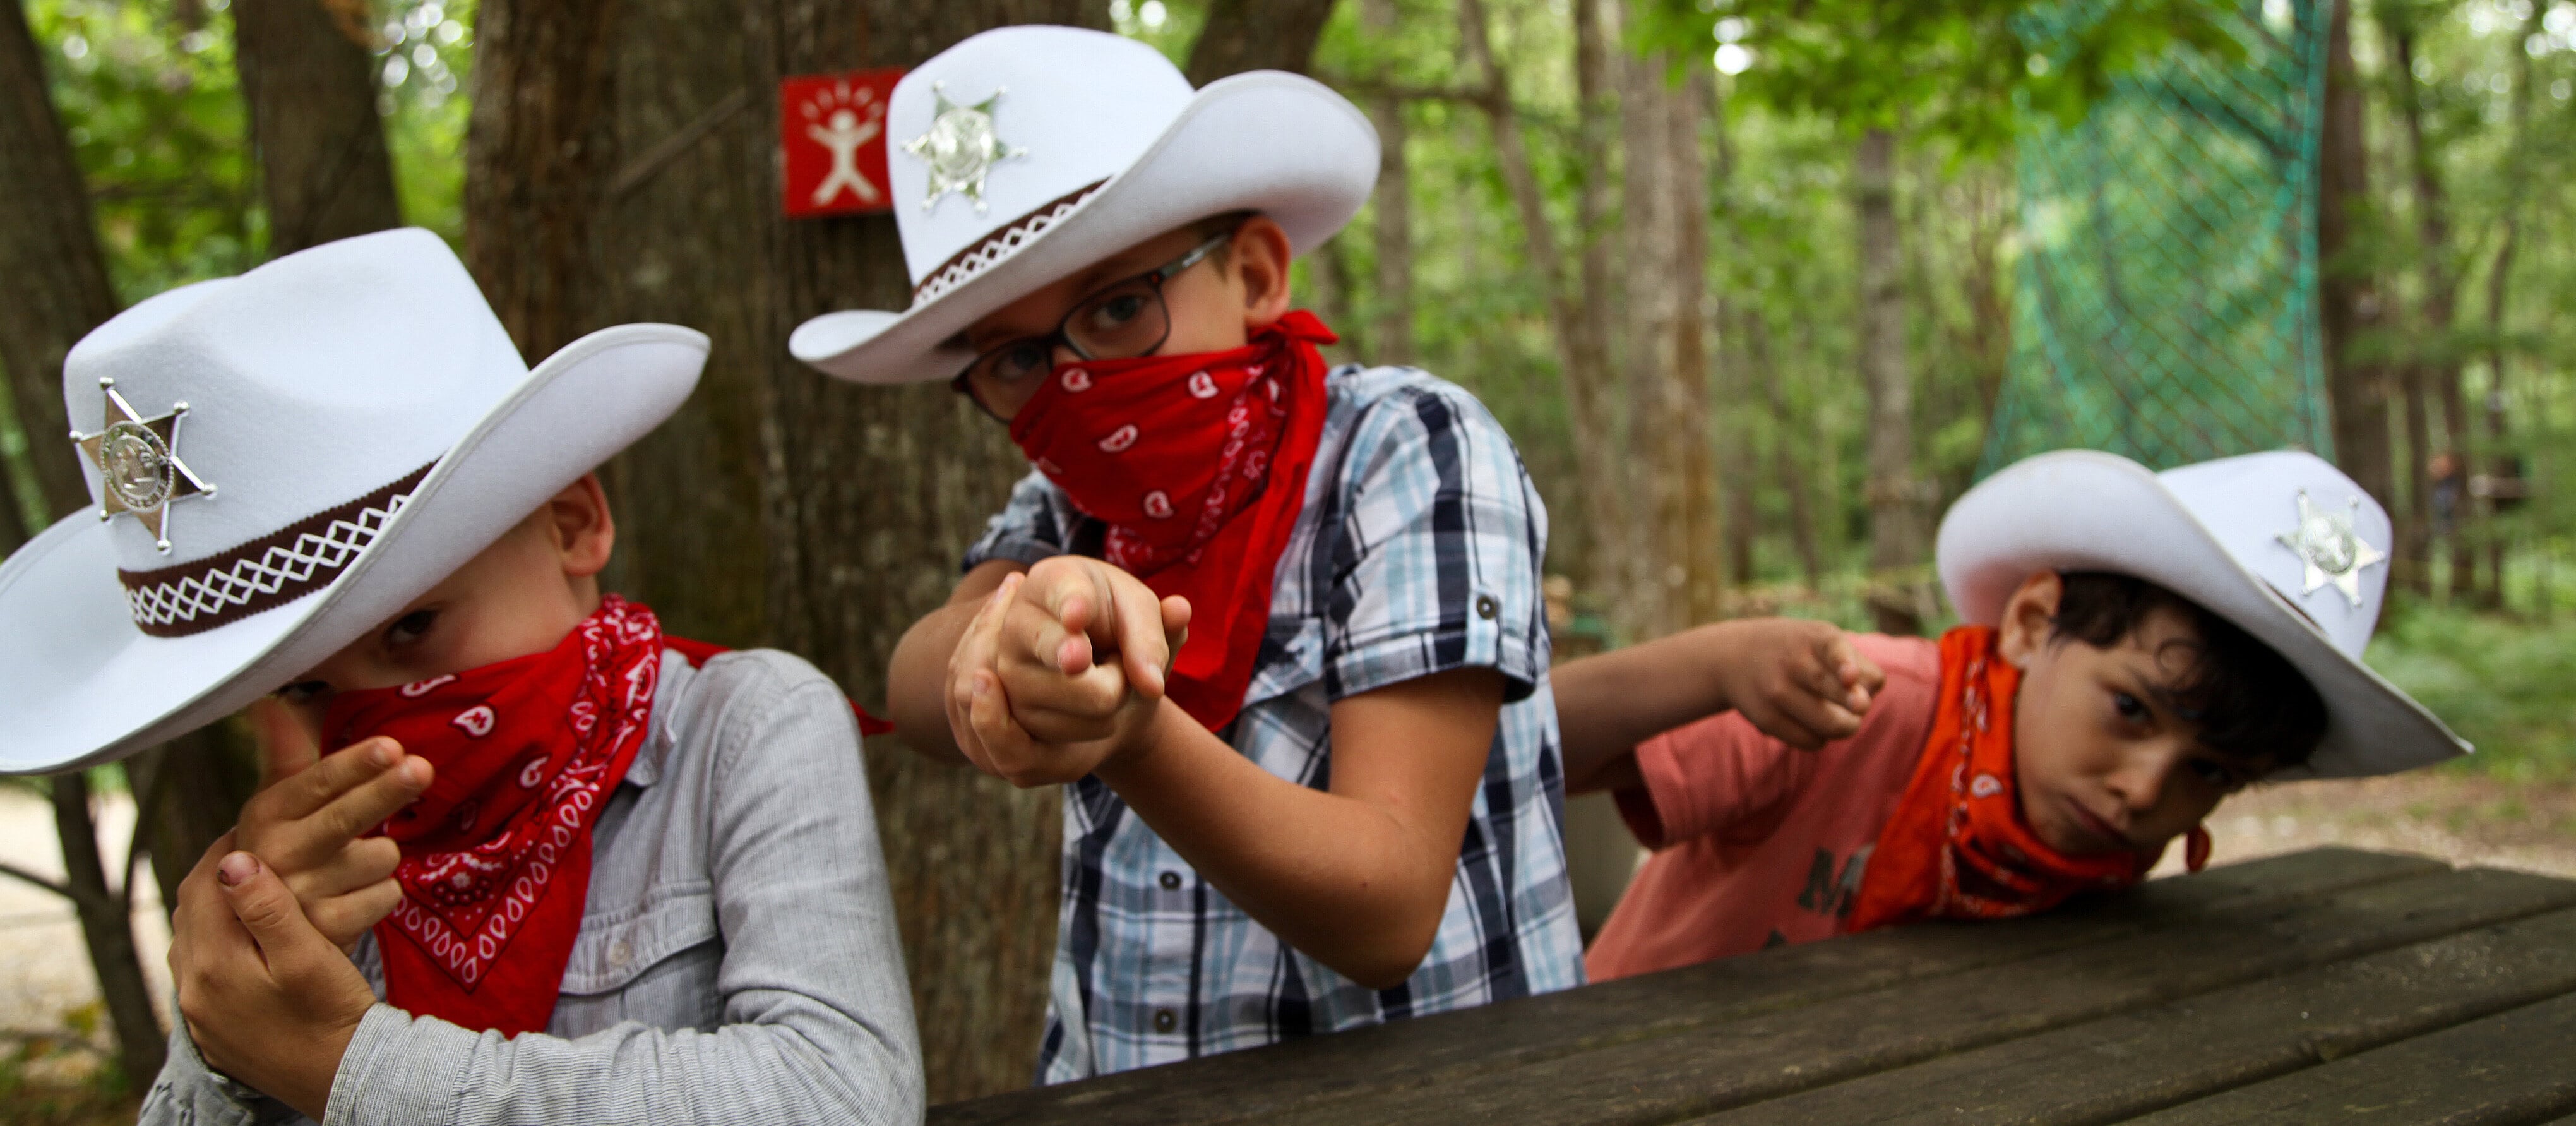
[2106,745,2180,812]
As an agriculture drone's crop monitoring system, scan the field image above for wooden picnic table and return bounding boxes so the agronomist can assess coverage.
[933,847,2576,1124]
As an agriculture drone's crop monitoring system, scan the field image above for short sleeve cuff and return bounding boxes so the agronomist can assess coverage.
[1625,732,1707,847]
[1323,601,1542,704]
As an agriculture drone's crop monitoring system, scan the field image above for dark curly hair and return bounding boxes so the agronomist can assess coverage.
[2048,572,2327,772]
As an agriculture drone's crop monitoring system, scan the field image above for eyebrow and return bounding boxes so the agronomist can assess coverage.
[953,251,1165,354]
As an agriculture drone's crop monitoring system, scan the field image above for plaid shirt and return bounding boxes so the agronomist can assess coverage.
[964,364,1585,1081]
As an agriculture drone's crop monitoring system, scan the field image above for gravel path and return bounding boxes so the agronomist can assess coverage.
[0,788,174,1067]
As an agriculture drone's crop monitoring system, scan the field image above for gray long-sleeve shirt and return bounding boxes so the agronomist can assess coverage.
[141,649,926,1125]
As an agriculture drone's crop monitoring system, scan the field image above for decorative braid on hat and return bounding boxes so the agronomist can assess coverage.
[911,178,1110,306]
[117,463,435,637]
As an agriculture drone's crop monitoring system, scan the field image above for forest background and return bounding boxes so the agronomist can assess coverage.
[3,0,2575,1117]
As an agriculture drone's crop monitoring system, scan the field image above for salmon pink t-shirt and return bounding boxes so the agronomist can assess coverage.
[1585,633,1941,981]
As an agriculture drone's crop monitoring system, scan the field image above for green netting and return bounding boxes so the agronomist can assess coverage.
[1982,0,2335,475]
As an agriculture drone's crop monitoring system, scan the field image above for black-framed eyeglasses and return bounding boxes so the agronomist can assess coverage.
[951,226,1239,422]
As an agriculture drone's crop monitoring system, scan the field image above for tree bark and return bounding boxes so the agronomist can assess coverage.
[1184,0,1338,85]
[2388,20,2475,604]
[0,0,117,523]
[2318,0,2395,515]
[1616,52,1718,632]
[1458,0,1628,611]
[465,0,1103,1101]
[1360,0,1412,365]
[3,5,206,1086]
[1854,128,1924,630]
[51,772,165,1086]
[2475,0,2544,608]
[233,0,405,255]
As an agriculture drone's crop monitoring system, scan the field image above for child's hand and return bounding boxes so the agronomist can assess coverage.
[1716,619,1884,750]
[234,698,432,954]
[169,836,375,1121]
[945,563,1189,786]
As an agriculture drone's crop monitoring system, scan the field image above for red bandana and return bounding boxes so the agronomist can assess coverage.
[326,596,664,1035]
[1846,626,2171,933]
[1008,311,1337,731]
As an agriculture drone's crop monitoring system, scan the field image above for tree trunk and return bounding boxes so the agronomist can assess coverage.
[465,0,1104,1101]
[2477,0,2544,608]
[0,0,117,523]
[1615,58,1718,629]
[51,773,165,1085]
[1458,0,1627,614]
[2318,0,2395,514]
[1360,0,1412,364]
[2388,20,2475,604]
[1184,0,1338,85]
[3,5,194,1086]
[1854,128,1924,631]
[2399,359,2433,591]
[233,0,405,255]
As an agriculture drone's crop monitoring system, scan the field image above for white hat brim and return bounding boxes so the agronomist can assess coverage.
[0,323,708,774]
[790,70,1378,385]
[1936,450,2469,780]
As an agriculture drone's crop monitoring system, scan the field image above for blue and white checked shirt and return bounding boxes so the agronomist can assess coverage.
[963,364,1585,1081]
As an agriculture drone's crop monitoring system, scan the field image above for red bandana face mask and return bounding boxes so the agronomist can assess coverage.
[324,595,667,1036]
[1008,310,1338,731]
[1846,626,2196,933]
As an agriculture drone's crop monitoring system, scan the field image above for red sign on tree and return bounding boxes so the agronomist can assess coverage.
[780,69,904,218]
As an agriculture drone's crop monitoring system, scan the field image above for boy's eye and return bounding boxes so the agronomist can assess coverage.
[385,609,438,647]
[1093,293,1149,326]
[2111,691,2149,723]
[276,680,331,703]
[991,341,1051,383]
[2185,757,2239,789]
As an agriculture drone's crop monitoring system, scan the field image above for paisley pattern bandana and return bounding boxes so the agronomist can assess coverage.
[325,596,666,1036]
[1846,626,2169,934]
[1007,311,1337,731]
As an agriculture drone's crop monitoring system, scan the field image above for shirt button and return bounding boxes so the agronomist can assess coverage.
[1475,594,1500,620]
[1159,870,1182,890]
[609,940,632,968]
[1153,1009,1178,1033]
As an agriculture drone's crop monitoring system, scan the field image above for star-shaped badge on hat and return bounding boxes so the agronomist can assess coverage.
[69,377,214,553]
[2275,490,2385,609]
[902,82,1026,214]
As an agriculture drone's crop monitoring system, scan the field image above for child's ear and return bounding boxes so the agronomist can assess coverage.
[1996,570,2063,668]
[1231,215,1296,330]
[547,473,617,580]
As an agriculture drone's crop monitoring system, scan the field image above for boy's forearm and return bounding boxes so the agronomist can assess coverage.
[1554,623,1750,792]
[886,560,1025,763]
[1094,688,1489,990]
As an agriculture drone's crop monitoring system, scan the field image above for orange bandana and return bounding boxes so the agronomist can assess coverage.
[1845,626,2168,933]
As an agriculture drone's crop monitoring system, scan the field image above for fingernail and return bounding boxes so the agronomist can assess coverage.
[399,757,431,786]
[217,852,259,887]
[369,740,398,767]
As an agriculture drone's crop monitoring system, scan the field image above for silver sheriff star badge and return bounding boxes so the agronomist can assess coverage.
[69,377,214,553]
[902,82,1026,213]
[2275,490,2385,609]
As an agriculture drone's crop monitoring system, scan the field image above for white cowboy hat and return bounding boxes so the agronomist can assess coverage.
[1938,448,2467,779]
[788,25,1378,385]
[0,228,707,774]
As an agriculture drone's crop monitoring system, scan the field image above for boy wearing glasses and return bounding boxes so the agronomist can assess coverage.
[792,28,1585,1078]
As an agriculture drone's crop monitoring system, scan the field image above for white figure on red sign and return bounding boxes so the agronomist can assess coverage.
[804,87,886,207]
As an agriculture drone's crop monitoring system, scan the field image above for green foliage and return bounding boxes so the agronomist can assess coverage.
[1630,0,2240,149]
[30,0,259,301]
[2371,601,2576,782]
[26,0,476,306]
